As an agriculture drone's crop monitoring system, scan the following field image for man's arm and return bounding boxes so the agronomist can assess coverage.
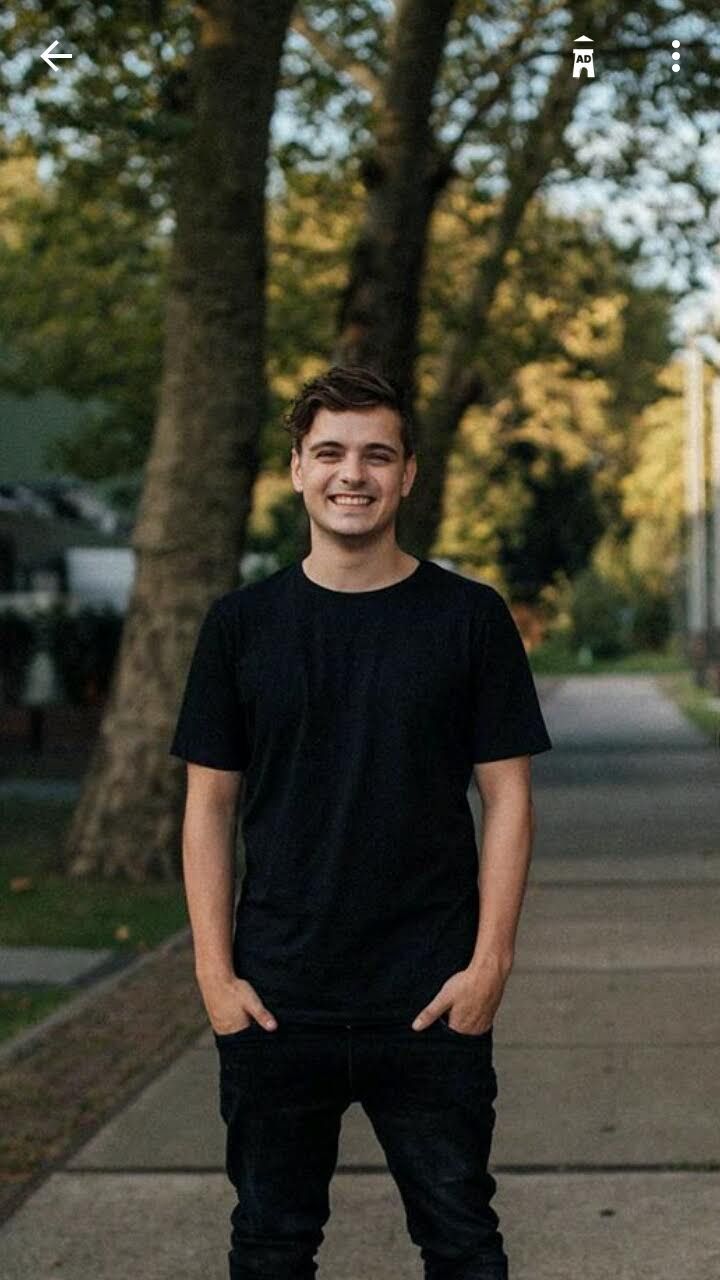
[469,754,535,976]
[181,763,279,1033]
[182,762,243,990]
[411,753,535,1031]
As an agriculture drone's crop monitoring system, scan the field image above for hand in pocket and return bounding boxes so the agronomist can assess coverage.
[203,976,278,1034]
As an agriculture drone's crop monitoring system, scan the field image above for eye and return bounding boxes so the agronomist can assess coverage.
[316,451,391,461]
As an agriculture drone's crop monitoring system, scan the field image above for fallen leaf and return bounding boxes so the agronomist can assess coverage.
[9,876,33,892]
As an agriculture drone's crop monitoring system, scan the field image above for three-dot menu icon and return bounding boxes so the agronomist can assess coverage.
[672,40,681,72]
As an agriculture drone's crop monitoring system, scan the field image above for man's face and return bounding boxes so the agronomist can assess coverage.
[290,405,417,541]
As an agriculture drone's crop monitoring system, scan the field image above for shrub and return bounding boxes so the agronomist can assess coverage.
[628,579,673,651]
[0,604,123,707]
[568,567,631,659]
[51,606,123,704]
[0,611,35,703]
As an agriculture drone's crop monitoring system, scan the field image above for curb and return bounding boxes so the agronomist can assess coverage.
[0,924,194,1068]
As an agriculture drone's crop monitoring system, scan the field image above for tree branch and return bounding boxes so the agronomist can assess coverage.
[290,11,382,101]
[439,0,551,167]
[428,52,588,433]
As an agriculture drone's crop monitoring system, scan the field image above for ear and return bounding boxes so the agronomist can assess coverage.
[290,447,303,493]
[401,453,418,497]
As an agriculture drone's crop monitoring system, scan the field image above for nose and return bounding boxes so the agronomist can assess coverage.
[338,457,368,486]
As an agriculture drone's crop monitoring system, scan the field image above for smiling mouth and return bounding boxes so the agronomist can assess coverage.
[328,496,375,506]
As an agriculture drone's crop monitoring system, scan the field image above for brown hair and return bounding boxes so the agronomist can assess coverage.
[282,365,415,460]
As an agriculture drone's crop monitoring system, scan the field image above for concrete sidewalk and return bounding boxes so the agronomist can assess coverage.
[2,674,719,1278]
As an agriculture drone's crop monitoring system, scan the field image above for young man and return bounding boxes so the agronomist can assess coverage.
[169,365,553,1280]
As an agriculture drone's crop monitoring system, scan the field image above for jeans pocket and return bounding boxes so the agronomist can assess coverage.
[437,1013,493,1040]
[213,1020,257,1044]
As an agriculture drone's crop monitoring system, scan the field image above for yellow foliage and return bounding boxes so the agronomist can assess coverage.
[249,470,295,538]
[511,359,615,469]
[0,154,42,249]
[613,354,688,588]
[559,295,627,360]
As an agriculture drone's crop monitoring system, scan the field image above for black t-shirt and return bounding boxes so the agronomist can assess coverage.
[169,558,552,1024]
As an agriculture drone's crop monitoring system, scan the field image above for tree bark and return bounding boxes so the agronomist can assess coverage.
[63,0,295,880]
[333,0,457,410]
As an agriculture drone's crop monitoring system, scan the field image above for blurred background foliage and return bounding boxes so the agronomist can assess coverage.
[1,0,719,656]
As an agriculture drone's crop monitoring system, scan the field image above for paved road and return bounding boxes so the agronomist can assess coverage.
[2,674,719,1279]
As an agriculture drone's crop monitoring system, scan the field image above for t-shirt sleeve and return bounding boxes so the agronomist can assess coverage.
[168,599,250,771]
[470,587,553,764]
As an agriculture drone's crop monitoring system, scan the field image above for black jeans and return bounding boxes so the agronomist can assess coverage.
[213,1014,508,1280]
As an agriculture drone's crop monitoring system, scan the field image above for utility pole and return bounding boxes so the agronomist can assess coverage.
[683,341,708,684]
[710,377,720,692]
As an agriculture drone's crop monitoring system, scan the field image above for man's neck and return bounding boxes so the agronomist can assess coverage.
[301,550,419,593]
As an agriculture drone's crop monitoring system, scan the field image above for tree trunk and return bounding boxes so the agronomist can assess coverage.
[398,55,587,556]
[63,0,295,881]
[333,0,457,410]
[398,0,632,557]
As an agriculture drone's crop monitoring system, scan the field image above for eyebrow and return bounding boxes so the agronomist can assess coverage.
[308,440,399,456]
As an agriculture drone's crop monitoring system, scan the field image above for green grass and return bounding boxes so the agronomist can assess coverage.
[652,669,720,744]
[0,796,189,1043]
[1,797,189,949]
[529,634,687,675]
[0,986,79,1044]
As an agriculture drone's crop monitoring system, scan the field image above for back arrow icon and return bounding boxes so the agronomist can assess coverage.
[41,40,73,72]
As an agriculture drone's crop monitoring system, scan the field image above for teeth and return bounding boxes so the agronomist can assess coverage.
[331,496,372,505]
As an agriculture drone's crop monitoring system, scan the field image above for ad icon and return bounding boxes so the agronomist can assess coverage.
[572,35,595,79]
